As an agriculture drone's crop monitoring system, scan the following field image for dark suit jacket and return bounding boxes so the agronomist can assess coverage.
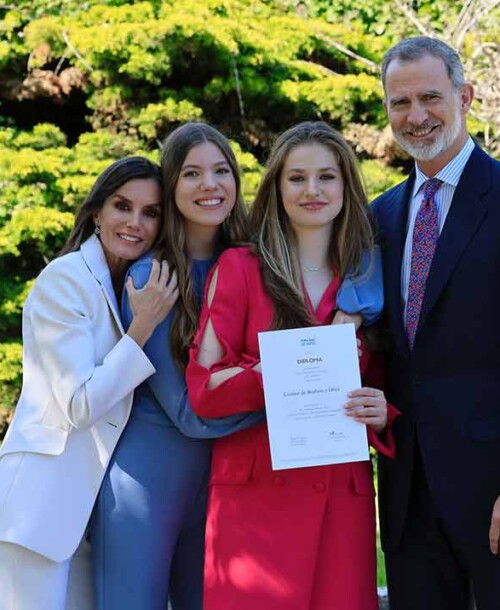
[372,144,500,551]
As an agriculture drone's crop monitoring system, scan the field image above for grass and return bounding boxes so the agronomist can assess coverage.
[374,460,387,589]
[376,531,387,588]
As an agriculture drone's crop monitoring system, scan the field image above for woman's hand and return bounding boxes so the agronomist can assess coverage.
[332,310,364,358]
[332,309,363,330]
[344,387,387,433]
[126,260,179,347]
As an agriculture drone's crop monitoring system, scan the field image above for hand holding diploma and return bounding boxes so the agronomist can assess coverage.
[258,323,380,470]
[344,387,388,434]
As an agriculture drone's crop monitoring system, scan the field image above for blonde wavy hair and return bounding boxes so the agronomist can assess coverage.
[249,121,374,330]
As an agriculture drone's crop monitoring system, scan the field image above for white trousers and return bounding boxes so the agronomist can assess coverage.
[0,537,94,610]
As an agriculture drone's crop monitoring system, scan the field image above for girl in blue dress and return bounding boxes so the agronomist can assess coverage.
[90,122,383,609]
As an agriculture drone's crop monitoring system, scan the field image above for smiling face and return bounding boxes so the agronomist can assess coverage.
[279,142,344,233]
[384,53,473,175]
[94,177,162,279]
[174,141,237,235]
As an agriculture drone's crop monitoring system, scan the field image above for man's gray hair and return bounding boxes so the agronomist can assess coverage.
[381,36,465,92]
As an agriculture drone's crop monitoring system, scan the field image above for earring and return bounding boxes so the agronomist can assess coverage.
[94,223,101,236]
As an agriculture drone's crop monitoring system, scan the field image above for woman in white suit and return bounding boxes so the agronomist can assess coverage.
[0,156,178,610]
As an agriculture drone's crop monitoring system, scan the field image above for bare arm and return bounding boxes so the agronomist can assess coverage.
[186,249,265,418]
[196,267,260,389]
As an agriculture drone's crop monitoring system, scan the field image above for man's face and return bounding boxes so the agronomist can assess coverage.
[383,53,473,173]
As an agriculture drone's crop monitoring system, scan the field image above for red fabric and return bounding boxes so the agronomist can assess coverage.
[186,246,397,610]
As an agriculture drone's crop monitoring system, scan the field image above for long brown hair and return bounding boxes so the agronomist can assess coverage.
[157,122,248,369]
[59,156,162,256]
[249,121,374,330]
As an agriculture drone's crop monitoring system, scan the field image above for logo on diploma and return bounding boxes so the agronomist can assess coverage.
[300,337,316,347]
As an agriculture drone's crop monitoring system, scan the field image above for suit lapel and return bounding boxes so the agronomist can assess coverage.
[80,235,125,334]
[418,146,490,331]
[381,175,414,357]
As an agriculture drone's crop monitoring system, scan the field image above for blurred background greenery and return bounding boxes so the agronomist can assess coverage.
[0,0,499,429]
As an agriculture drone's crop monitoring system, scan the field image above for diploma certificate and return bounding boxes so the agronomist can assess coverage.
[258,324,369,470]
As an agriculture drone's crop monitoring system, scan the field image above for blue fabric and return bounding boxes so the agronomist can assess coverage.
[91,417,208,610]
[336,246,384,325]
[123,256,263,437]
[91,255,263,610]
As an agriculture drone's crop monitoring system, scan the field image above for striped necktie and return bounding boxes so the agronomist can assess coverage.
[406,178,443,349]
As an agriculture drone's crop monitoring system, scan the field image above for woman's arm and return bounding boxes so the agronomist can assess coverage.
[345,348,399,459]
[334,246,384,327]
[28,261,162,430]
[122,258,264,438]
[186,249,265,418]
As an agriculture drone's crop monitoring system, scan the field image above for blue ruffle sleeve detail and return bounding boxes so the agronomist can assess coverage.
[336,246,384,325]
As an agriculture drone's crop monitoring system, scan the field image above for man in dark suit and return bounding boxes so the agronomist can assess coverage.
[372,36,500,610]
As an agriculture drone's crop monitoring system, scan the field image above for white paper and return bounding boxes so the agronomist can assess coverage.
[258,324,369,470]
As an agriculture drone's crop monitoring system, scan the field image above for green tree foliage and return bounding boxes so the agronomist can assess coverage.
[0,342,22,412]
[281,0,463,36]
[6,0,388,140]
[0,0,498,417]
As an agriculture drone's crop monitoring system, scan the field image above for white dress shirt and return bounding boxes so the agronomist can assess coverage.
[401,136,475,316]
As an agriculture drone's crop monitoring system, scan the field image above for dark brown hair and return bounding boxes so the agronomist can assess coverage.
[59,156,162,256]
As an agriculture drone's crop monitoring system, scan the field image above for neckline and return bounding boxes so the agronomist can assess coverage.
[302,273,341,320]
[192,255,217,267]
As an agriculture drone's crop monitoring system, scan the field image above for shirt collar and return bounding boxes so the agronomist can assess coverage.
[412,136,475,198]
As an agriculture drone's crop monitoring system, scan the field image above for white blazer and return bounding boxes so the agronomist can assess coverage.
[0,235,155,562]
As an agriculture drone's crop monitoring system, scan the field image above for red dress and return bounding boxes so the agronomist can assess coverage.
[187,247,397,610]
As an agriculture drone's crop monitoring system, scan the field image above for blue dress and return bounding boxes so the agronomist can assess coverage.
[90,249,383,610]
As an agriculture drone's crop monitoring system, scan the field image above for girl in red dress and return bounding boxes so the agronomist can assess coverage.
[186,122,398,610]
